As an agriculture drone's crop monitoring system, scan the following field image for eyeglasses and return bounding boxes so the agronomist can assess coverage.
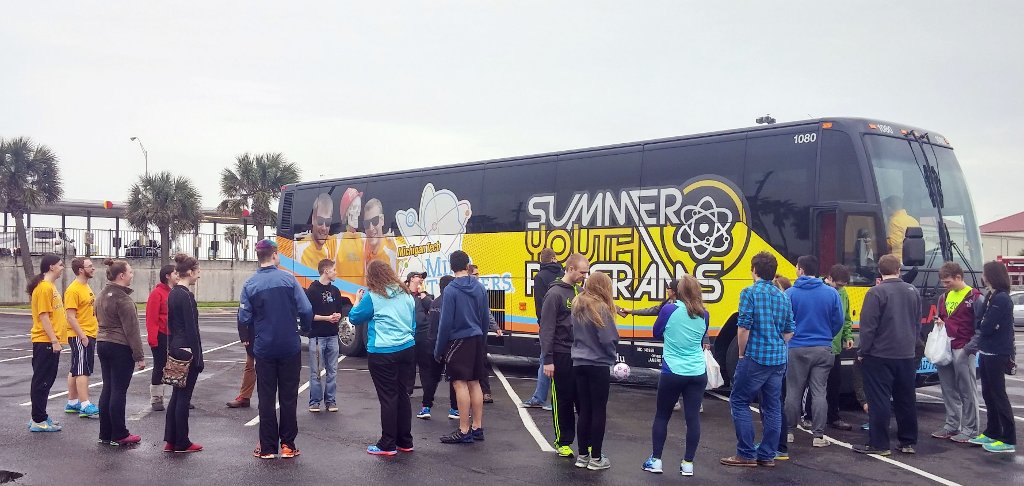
[364,215,382,227]
[314,216,331,227]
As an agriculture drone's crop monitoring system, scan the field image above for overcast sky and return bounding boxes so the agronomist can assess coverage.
[3,1,1022,228]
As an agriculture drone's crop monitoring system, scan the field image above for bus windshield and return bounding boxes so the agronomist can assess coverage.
[865,134,983,271]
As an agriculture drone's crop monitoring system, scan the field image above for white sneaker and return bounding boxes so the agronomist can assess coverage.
[813,437,830,447]
[587,455,611,470]
[575,454,591,468]
[642,456,663,473]
[680,461,694,476]
[787,432,795,443]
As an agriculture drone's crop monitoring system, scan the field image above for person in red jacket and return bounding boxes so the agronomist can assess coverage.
[146,265,177,411]
[932,262,982,443]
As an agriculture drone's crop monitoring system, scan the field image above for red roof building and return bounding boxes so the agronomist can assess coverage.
[982,211,1024,263]
[981,211,1024,234]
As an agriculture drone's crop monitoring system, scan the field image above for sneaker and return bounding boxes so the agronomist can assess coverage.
[253,447,275,459]
[931,428,955,439]
[575,454,591,468]
[175,443,203,453]
[673,402,682,411]
[113,434,142,446]
[968,434,996,446]
[521,399,544,408]
[483,393,494,404]
[720,455,758,467]
[587,455,611,470]
[642,456,663,473]
[471,427,485,441]
[830,419,853,431]
[280,444,300,458]
[813,437,830,448]
[861,423,870,431]
[800,418,813,430]
[29,418,62,432]
[440,429,474,444]
[852,444,891,456]
[542,403,553,411]
[64,402,81,414]
[367,445,398,456]
[983,441,1016,454]
[326,403,338,413]
[448,408,460,420]
[680,460,694,476]
[79,403,100,419]
[397,445,414,453]
[308,403,321,413]
[164,442,174,453]
[787,432,794,443]
[556,445,575,457]
[950,433,973,443]
[417,407,432,419]
[775,451,790,460]
[899,444,916,454]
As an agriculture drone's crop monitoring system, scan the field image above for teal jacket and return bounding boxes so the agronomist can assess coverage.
[348,285,416,354]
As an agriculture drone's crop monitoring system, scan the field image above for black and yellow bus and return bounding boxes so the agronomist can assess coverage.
[275,117,982,384]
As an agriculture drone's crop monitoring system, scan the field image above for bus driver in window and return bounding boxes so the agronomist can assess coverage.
[883,196,919,262]
[300,193,337,271]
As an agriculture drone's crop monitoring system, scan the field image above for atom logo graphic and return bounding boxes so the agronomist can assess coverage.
[675,195,735,260]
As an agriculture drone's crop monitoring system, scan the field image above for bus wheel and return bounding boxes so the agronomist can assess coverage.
[338,319,366,357]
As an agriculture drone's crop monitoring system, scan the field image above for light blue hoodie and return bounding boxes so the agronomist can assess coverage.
[348,285,416,354]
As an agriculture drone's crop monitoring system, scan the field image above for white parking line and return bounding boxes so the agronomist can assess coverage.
[916,390,1024,422]
[0,334,30,340]
[18,340,241,406]
[245,355,345,426]
[492,361,556,453]
[706,391,963,486]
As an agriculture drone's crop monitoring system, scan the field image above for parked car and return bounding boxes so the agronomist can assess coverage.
[13,229,77,257]
[1010,291,1024,328]
[125,239,160,258]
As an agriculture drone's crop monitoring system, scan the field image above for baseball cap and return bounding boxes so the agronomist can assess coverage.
[255,239,278,251]
[666,279,680,292]
[405,271,427,282]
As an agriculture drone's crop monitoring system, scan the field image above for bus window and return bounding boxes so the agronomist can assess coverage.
[842,214,881,285]
[420,169,485,234]
[554,149,642,229]
[641,138,745,188]
[818,130,866,203]
[744,132,818,262]
[479,159,556,233]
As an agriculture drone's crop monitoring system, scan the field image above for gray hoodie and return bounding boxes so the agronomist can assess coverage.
[571,310,619,367]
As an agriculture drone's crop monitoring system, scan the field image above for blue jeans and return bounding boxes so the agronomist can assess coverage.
[308,336,340,406]
[730,357,785,461]
[530,352,551,404]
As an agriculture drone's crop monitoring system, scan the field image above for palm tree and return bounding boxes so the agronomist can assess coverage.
[0,137,63,279]
[218,153,300,241]
[224,225,244,261]
[125,171,202,266]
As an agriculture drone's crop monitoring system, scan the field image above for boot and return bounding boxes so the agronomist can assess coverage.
[150,385,165,411]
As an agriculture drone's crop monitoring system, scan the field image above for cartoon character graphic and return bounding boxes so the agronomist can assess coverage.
[395,183,473,277]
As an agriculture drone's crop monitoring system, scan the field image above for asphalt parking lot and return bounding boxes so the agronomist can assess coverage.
[0,312,1021,485]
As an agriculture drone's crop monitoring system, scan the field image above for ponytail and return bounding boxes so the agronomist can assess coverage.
[174,253,199,278]
[103,258,129,282]
[26,253,62,296]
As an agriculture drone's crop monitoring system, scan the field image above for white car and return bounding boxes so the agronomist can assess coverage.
[1010,291,1024,328]
[13,228,77,257]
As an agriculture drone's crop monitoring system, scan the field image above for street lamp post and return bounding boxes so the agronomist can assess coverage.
[129,137,149,176]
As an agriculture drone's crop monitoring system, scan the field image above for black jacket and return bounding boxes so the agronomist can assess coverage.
[426,296,442,347]
[533,262,564,320]
[168,285,204,372]
[858,278,922,360]
[413,292,434,343]
[539,280,577,365]
[978,290,1015,356]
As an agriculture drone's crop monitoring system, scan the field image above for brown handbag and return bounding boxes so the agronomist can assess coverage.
[161,349,192,388]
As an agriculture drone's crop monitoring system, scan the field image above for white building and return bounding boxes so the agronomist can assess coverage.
[981,211,1024,261]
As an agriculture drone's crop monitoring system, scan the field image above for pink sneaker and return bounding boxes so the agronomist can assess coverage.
[114,434,142,446]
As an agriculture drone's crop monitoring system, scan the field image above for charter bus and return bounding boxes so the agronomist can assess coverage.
[275,117,983,386]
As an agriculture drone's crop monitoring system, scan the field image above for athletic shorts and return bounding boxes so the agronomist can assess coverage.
[68,336,96,377]
[443,337,487,382]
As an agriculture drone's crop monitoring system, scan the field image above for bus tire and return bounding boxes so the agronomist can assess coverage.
[338,319,367,357]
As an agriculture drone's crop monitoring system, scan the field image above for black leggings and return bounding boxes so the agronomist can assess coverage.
[652,372,706,461]
[151,332,167,386]
[574,365,611,457]
[97,341,135,442]
[979,354,1016,445]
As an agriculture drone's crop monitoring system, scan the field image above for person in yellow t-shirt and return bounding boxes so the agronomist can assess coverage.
[64,257,100,418]
[884,195,920,262]
[28,254,68,431]
[300,192,338,271]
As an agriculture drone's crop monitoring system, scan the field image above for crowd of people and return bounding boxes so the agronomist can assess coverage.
[23,242,1018,473]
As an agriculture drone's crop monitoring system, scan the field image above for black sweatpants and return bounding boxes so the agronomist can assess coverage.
[551,352,578,448]
[979,354,1017,445]
[652,372,706,461]
[805,354,843,423]
[97,341,135,442]
[862,356,918,449]
[419,341,454,409]
[164,367,200,450]
[575,365,611,457]
[368,347,416,451]
[151,332,167,386]
[30,343,60,424]
[256,352,302,454]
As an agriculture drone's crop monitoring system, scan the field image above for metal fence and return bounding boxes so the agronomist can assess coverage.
[0,227,262,261]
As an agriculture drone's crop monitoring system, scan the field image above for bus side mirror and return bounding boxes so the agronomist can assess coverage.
[902,227,925,267]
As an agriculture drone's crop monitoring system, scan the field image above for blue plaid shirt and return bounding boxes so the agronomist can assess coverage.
[737,279,795,366]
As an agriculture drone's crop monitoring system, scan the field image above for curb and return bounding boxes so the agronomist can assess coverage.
[0,308,237,317]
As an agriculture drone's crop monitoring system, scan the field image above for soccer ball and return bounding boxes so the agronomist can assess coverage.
[611,362,630,380]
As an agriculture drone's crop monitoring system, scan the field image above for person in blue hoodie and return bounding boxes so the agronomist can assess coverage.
[434,250,491,444]
[348,260,418,456]
[238,239,313,460]
[783,255,843,447]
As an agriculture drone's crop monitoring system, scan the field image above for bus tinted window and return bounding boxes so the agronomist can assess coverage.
[479,159,556,232]
[819,130,866,202]
[554,149,642,228]
[421,169,486,234]
[642,139,745,188]
[364,176,424,237]
[744,132,817,262]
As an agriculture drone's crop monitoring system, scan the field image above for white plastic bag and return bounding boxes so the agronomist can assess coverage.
[705,349,724,390]
[924,325,953,367]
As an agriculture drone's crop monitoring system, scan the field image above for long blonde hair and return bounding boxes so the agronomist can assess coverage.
[572,271,615,327]
[677,275,706,319]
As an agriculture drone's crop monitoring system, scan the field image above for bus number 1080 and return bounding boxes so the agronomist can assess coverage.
[793,133,817,144]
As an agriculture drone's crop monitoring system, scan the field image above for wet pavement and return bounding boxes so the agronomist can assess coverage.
[0,313,1022,485]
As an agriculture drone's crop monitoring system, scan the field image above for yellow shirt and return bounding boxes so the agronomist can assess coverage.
[300,235,337,272]
[886,209,920,260]
[64,279,98,338]
[31,280,68,344]
[336,232,365,287]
